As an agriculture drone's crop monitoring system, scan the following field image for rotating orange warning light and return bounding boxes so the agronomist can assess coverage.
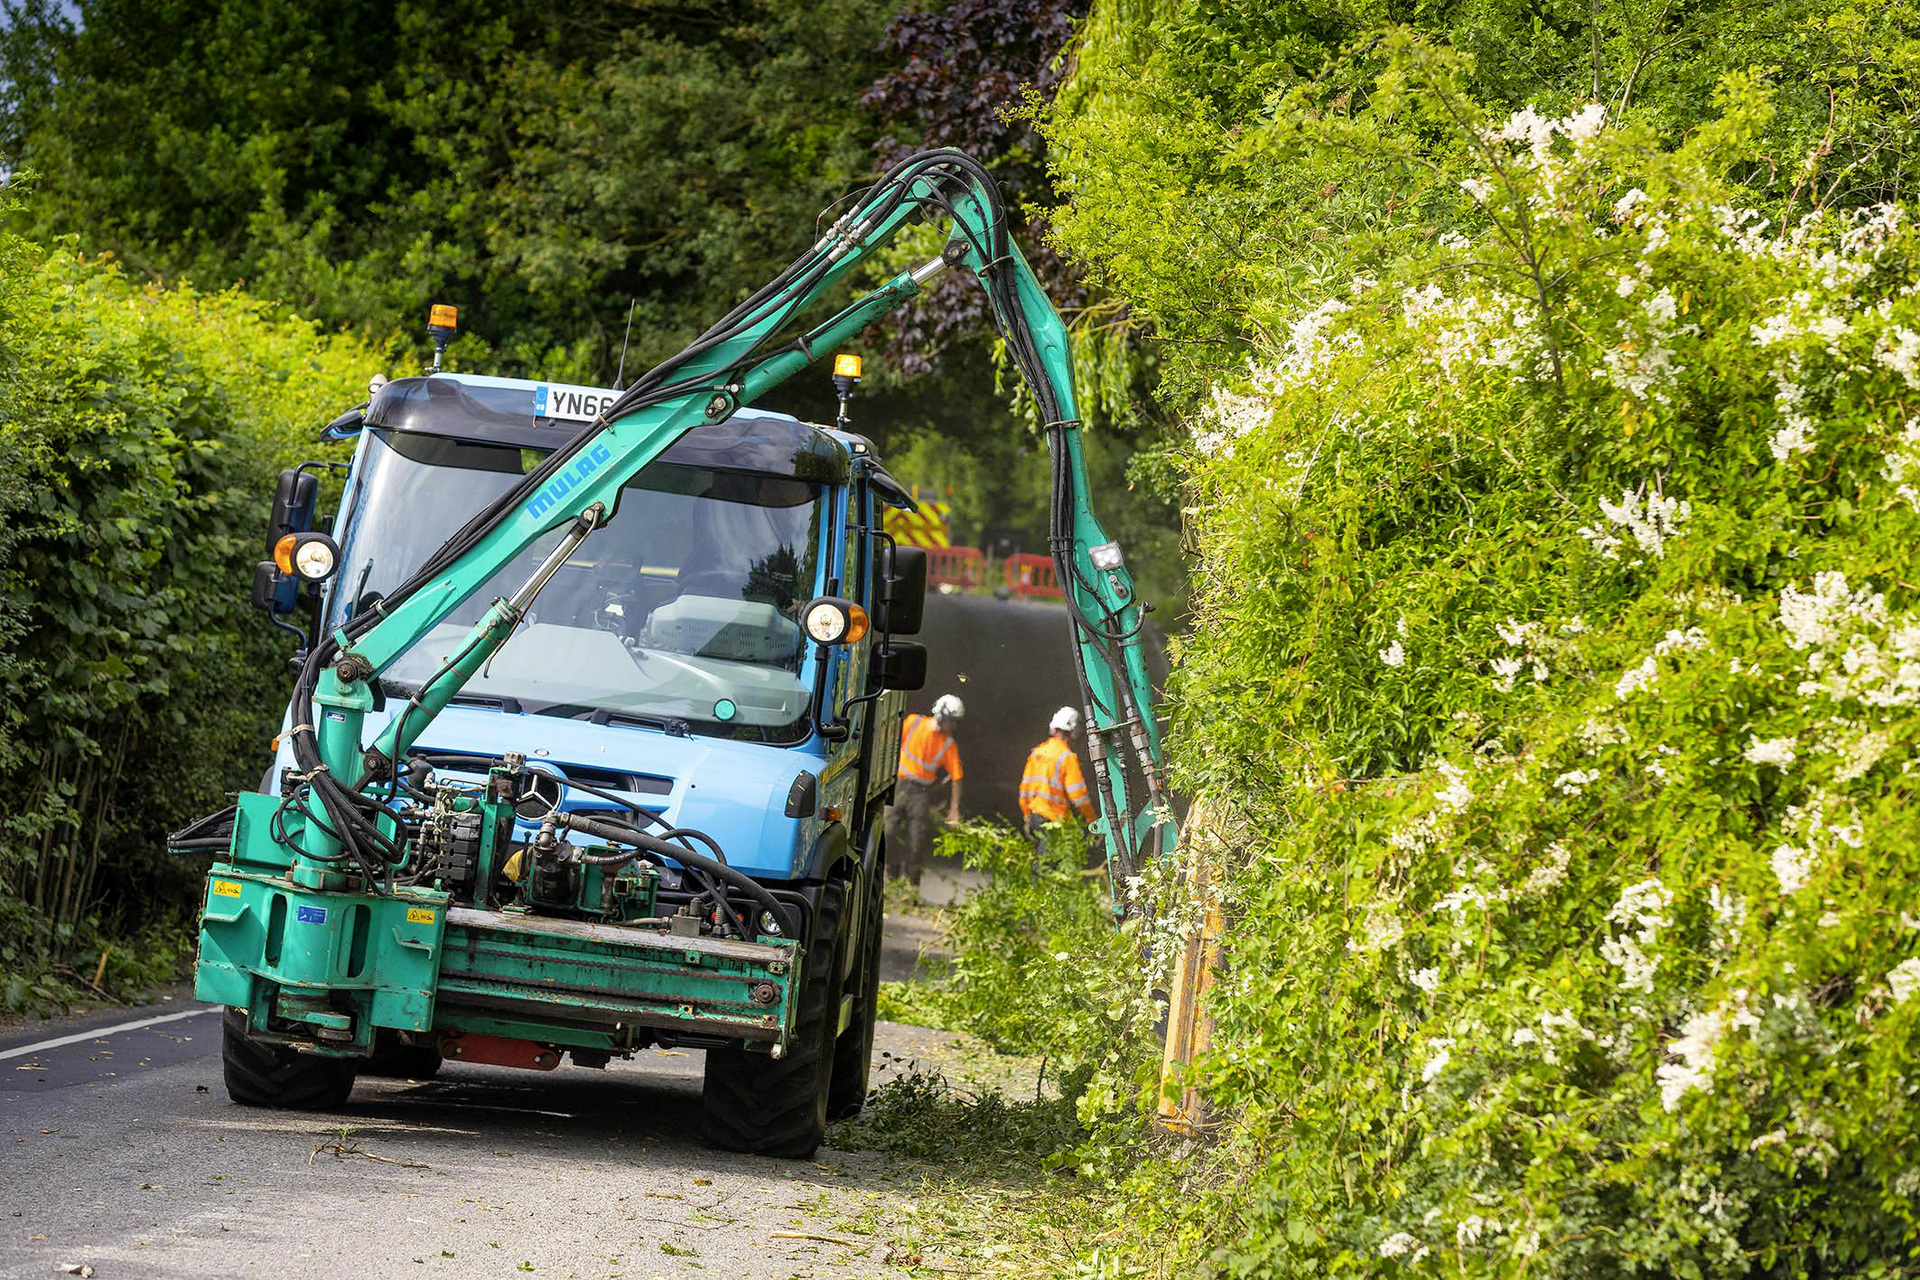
[832,353,862,380]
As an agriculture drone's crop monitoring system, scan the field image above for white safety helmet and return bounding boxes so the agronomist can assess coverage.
[931,693,965,721]
[1050,706,1081,735]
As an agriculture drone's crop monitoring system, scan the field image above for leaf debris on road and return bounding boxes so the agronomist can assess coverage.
[310,1135,429,1169]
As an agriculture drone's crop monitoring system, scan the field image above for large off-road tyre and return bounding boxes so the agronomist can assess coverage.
[701,883,844,1159]
[221,1009,357,1110]
[828,861,883,1120]
[362,1036,444,1081]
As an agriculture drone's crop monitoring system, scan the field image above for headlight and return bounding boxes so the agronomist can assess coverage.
[274,532,342,583]
[759,910,782,936]
[802,596,868,645]
[293,538,336,581]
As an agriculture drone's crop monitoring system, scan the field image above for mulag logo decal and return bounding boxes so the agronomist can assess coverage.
[525,443,615,519]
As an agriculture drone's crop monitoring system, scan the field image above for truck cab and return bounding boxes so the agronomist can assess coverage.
[197,369,929,1159]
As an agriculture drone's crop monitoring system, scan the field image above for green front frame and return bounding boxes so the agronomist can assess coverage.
[195,793,801,1058]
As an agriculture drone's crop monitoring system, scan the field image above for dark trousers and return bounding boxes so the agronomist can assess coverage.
[887,779,935,884]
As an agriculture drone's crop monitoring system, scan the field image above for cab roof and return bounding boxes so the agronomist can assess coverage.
[365,372,851,484]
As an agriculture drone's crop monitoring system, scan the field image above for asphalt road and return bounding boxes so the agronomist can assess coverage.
[0,913,957,1280]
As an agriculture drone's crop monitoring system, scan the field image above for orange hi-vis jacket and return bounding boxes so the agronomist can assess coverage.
[897,713,962,785]
[1019,735,1093,823]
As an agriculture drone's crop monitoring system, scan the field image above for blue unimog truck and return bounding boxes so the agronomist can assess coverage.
[193,369,927,1158]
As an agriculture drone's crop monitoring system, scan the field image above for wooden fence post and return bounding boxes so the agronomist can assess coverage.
[1156,798,1224,1136]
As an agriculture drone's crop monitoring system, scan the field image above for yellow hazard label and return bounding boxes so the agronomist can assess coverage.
[882,499,952,549]
[211,879,242,899]
[406,907,436,924]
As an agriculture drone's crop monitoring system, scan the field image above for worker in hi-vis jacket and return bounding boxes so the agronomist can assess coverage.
[1019,706,1094,849]
[889,693,964,884]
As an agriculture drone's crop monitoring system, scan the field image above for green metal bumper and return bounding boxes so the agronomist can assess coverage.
[435,907,796,1045]
[195,848,800,1057]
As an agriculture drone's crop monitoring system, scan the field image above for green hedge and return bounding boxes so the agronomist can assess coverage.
[998,48,1920,1280]
[1154,98,1920,1274]
[0,196,377,1005]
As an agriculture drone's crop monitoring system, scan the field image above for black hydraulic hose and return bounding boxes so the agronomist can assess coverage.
[557,812,796,939]
[413,753,723,862]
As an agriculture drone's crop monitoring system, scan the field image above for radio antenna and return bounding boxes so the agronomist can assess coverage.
[612,299,637,391]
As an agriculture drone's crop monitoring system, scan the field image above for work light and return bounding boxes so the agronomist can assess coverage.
[802,597,868,645]
[274,532,341,583]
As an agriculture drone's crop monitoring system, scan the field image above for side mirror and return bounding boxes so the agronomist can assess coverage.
[877,544,927,635]
[251,561,296,615]
[872,640,928,691]
[270,469,320,539]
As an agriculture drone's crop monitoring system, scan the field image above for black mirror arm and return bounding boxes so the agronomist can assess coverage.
[807,643,852,742]
[266,611,309,651]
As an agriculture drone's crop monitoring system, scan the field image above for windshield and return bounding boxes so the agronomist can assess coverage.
[335,429,827,743]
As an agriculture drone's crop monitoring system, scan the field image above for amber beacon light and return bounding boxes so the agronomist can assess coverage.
[427,303,460,371]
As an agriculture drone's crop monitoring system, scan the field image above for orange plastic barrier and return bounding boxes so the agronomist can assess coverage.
[925,545,985,590]
[1004,553,1062,600]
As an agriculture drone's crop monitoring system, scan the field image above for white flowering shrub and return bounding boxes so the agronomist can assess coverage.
[1131,78,1920,1276]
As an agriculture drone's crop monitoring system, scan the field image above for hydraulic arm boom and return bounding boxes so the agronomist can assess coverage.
[283,149,1174,893]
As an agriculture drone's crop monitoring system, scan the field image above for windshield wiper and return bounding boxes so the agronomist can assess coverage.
[379,679,523,715]
[576,706,692,738]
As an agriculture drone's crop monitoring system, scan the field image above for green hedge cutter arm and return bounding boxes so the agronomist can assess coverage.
[283,148,1176,896]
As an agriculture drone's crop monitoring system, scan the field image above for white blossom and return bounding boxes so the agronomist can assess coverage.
[1878,325,1920,388]
[1612,188,1650,221]
[1743,736,1798,769]
[1769,370,1817,462]
[1388,813,1442,855]
[1520,842,1571,896]
[1350,911,1406,953]
[1378,1231,1424,1260]
[1578,485,1691,562]
[1563,102,1608,143]
[1772,844,1814,895]
[1434,761,1474,814]
[1554,768,1598,795]
[1658,1007,1727,1110]
[1888,957,1920,1006]
[1881,417,1920,511]
[1601,879,1672,992]
[1380,639,1407,668]
[1421,1038,1453,1084]
[1410,967,1441,993]
[1615,656,1659,700]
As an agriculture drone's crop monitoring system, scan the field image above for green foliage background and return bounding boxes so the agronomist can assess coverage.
[0,0,1189,613]
[0,192,376,1007]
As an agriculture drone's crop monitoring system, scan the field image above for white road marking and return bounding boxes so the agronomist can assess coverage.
[0,1008,215,1062]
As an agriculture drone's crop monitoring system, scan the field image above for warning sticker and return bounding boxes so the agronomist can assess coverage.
[295,905,328,925]
[406,907,436,925]
[211,879,242,899]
